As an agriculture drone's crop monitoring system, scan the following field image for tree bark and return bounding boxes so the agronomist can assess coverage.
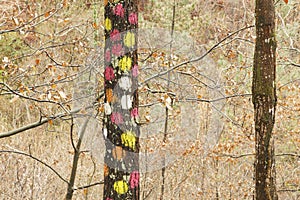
[252,0,278,199]
[103,0,139,199]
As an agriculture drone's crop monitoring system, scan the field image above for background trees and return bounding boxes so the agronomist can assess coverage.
[0,0,299,199]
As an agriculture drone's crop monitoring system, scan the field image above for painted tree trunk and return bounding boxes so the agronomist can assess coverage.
[252,0,278,199]
[103,0,139,199]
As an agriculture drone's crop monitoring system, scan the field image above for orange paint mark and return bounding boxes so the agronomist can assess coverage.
[104,164,109,177]
[112,146,125,160]
[106,88,113,103]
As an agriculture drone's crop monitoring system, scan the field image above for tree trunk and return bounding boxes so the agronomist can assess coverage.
[252,0,278,199]
[103,0,139,199]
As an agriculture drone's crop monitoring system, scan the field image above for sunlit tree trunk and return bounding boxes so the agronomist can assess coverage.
[252,0,278,199]
[103,0,139,199]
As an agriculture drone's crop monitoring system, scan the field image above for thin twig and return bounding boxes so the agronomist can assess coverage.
[276,153,300,158]
[74,181,104,190]
[0,150,68,184]
[290,62,300,68]
[0,106,91,139]
[182,93,252,103]
[0,6,63,35]
[140,25,254,86]
[212,153,300,159]
[277,188,300,192]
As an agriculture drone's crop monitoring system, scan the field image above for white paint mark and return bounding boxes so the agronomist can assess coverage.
[269,107,275,114]
[121,95,132,110]
[104,102,112,115]
[103,128,108,139]
[119,76,132,91]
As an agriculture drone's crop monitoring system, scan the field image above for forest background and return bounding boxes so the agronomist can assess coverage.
[0,0,299,199]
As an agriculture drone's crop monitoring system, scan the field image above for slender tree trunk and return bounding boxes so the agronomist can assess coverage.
[66,118,90,200]
[160,2,176,200]
[252,0,278,199]
[103,0,139,199]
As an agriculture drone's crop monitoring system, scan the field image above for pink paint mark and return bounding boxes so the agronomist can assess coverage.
[104,67,115,81]
[110,29,121,41]
[132,64,139,77]
[105,49,111,62]
[131,107,139,118]
[111,112,123,125]
[129,171,140,189]
[128,13,138,25]
[111,43,124,57]
[113,4,124,18]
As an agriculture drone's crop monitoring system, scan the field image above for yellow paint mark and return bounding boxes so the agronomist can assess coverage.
[113,180,129,195]
[119,56,132,72]
[105,18,112,31]
[124,32,135,48]
[121,131,136,150]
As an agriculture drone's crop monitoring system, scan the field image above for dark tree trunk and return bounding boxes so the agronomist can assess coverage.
[252,0,278,199]
[103,0,139,199]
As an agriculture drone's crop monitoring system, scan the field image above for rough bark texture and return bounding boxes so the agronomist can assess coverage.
[252,0,278,199]
[103,0,139,199]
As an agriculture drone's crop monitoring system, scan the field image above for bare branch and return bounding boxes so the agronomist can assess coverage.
[213,153,255,159]
[212,153,300,159]
[182,93,252,103]
[0,150,68,184]
[43,51,83,68]
[74,181,104,190]
[275,153,300,158]
[0,106,89,139]
[0,82,70,113]
[0,6,63,35]
[277,188,300,192]
[140,25,254,86]
[1,82,59,104]
[278,78,300,90]
[290,62,300,68]
[0,117,49,139]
